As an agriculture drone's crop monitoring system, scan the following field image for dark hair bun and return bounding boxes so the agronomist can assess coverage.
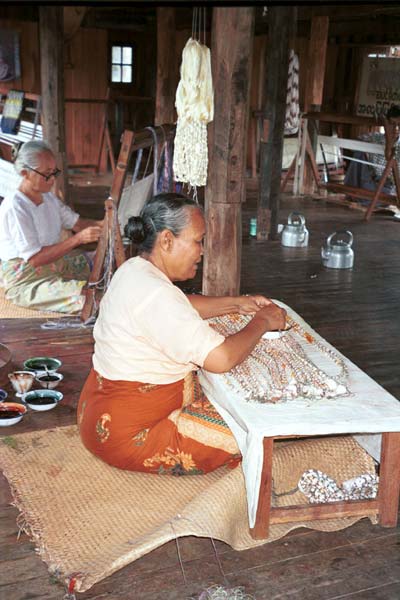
[124,216,146,243]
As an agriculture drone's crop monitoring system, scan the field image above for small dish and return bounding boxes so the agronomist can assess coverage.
[0,402,27,426]
[24,357,62,374]
[8,370,35,397]
[22,389,63,412]
[0,388,8,402]
[262,325,293,340]
[35,372,64,390]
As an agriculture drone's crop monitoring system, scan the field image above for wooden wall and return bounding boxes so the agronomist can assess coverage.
[0,19,40,93]
[0,18,109,169]
[64,28,108,169]
[2,14,395,177]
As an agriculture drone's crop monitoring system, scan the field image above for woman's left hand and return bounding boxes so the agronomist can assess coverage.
[236,294,272,314]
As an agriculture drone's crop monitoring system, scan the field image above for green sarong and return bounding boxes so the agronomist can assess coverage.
[1,251,90,314]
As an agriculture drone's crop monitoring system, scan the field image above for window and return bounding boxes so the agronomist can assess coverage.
[111,45,135,84]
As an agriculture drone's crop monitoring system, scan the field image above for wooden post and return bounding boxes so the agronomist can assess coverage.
[203,7,254,296]
[250,437,274,539]
[257,7,296,240]
[378,432,400,527]
[303,16,329,195]
[155,8,176,125]
[39,7,69,203]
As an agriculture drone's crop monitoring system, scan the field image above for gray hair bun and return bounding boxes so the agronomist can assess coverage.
[124,193,200,253]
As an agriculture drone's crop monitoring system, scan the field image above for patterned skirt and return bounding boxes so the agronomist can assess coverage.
[1,250,90,313]
[77,369,241,475]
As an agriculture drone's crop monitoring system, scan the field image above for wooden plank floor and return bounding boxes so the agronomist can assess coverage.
[1,189,400,599]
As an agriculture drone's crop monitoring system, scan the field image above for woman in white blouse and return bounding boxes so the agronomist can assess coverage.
[78,193,286,476]
[0,140,102,313]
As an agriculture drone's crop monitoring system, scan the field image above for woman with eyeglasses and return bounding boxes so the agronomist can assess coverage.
[0,140,102,313]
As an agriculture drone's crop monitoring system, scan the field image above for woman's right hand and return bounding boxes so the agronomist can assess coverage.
[251,302,287,332]
[76,226,102,245]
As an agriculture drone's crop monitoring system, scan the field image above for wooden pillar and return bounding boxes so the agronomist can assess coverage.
[39,6,68,203]
[303,16,329,195]
[257,7,296,240]
[155,8,176,125]
[203,7,255,296]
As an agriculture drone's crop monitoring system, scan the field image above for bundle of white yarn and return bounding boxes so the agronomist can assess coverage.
[173,37,214,189]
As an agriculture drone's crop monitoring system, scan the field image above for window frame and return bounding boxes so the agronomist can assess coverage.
[109,42,136,86]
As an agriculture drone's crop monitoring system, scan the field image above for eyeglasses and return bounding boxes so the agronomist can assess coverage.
[24,165,61,182]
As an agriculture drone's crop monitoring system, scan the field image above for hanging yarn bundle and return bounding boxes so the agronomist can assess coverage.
[173,24,214,193]
[284,49,300,136]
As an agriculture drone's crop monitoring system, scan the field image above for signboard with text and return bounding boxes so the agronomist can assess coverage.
[356,55,400,118]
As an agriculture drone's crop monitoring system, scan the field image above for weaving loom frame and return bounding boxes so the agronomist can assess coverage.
[80,124,176,322]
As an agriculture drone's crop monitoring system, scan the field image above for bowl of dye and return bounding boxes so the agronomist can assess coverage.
[0,389,8,402]
[35,372,63,390]
[0,402,27,426]
[22,389,63,412]
[8,370,35,397]
[262,325,293,340]
[24,357,62,374]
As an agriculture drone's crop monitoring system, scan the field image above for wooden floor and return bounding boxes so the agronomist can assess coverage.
[1,186,400,599]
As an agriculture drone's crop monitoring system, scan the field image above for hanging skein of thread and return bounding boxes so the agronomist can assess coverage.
[173,8,213,194]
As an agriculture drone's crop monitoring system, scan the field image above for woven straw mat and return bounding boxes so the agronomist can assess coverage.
[0,286,67,319]
[0,426,377,593]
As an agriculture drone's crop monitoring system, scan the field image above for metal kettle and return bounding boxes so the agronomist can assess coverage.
[321,230,354,269]
[281,212,309,247]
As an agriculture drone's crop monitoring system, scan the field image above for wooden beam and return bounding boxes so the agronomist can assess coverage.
[305,112,384,127]
[39,7,69,203]
[304,16,330,111]
[203,7,255,296]
[155,8,176,125]
[303,15,329,194]
[257,7,296,240]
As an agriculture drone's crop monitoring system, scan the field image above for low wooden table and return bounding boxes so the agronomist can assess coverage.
[199,302,400,539]
[250,431,400,539]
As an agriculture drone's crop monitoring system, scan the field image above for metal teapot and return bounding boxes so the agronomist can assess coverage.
[321,230,354,269]
[281,212,309,247]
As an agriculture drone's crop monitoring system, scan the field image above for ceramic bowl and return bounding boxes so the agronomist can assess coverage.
[0,389,8,402]
[262,325,293,340]
[22,389,63,412]
[8,370,35,397]
[23,357,62,374]
[0,402,27,426]
[35,372,64,390]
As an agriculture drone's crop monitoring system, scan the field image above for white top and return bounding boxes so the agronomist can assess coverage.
[92,256,225,384]
[0,190,79,261]
[199,301,400,528]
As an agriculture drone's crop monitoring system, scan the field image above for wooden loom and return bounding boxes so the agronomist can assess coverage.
[283,112,400,221]
[80,124,176,323]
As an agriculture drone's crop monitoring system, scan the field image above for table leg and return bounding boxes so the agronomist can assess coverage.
[378,431,400,527]
[250,437,274,540]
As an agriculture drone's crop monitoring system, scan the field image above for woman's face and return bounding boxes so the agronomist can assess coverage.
[167,208,206,281]
[22,151,58,194]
